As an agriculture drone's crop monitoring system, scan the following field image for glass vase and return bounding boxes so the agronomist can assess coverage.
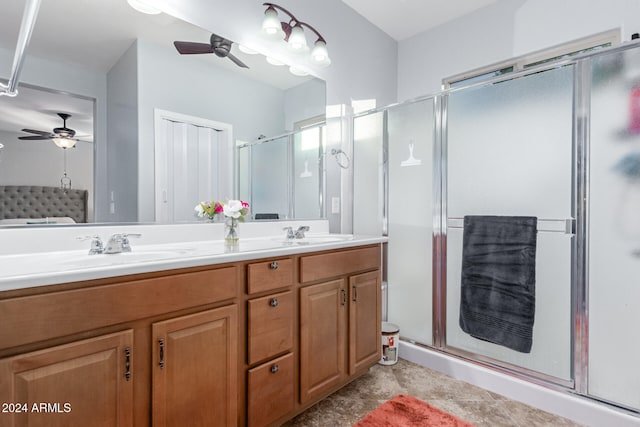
[224,216,239,244]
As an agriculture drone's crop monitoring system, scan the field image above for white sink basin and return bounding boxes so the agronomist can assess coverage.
[60,248,196,268]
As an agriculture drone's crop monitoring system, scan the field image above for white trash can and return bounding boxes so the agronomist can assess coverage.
[379,322,400,365]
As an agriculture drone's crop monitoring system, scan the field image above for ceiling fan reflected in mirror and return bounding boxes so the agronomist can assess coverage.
[18,113,87,148]
[173,33,249,68]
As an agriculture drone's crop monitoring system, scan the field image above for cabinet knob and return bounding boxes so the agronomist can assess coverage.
[270,298,279,307]
[271,364,279,374]
[270,261,279,270]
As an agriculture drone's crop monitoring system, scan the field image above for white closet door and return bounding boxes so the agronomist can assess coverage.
[155,119,222,223]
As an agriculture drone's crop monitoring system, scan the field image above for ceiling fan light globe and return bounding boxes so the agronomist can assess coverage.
[53,138,76,149]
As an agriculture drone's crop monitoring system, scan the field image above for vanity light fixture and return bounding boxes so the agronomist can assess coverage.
[127,0,161,15]
[261,3,331,67]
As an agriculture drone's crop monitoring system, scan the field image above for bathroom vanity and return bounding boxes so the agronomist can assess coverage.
[0,228,383,427]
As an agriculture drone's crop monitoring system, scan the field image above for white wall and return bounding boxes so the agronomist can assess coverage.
[135,38,288,221]
[398,0,640,100]
[284,79,326,130]
[106,42,139,223]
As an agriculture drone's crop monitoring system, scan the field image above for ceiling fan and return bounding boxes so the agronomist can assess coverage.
[173,33,249,69]
[19,113,84,148]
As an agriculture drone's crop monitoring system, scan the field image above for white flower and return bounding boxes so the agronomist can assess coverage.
[223,199,243,219]
[194,204,204,217]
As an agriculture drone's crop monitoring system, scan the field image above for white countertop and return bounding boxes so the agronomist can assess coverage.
[0,232,386,292]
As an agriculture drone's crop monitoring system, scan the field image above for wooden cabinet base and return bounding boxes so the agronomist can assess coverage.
[0,244,382,427]
[0,330,134,427]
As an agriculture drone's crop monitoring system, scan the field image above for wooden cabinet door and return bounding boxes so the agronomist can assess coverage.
[152,305,237,427]
[299,279,346,404]
[349,271,381,375]
[0,330,134,427]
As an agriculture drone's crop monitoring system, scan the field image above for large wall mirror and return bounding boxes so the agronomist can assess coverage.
[0,0,326,226]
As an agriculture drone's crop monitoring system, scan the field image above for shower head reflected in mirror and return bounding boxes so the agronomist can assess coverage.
[330,148,350,169]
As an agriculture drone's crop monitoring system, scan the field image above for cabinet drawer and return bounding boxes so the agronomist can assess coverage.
[247,258,293,294]
[247,353,294,427]
[300,246,381,283]
[0,266,238,350]
[248,291,293,364]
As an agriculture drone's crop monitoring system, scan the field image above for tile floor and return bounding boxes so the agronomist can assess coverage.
[283,358,584,427]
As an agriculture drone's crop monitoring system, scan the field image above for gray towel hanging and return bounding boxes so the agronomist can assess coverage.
[459,215,537,353]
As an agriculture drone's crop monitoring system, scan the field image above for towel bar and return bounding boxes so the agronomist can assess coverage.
[446,217,574,235]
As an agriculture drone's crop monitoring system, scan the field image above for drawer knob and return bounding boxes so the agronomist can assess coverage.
[270,261,279,270]
[270,298,279,307]
[271,364,279,374]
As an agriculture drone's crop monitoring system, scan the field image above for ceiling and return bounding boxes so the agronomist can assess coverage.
[340,0,499,41]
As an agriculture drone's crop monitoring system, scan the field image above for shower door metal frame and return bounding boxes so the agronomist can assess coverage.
[435,63,579,390]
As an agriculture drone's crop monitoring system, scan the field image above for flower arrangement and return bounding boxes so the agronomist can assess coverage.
[194,200,223,221]
[221,199,250,222]
[194,199,250,222]
[194,199,250,243]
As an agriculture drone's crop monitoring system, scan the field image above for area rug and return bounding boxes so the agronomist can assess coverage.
[353,394,476,427]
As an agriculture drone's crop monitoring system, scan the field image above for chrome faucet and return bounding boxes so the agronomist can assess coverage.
[104,233,141,254]
[283,226,310,240]
[78,235,104,255]
[283,226,295,240]
[294,226,310,239]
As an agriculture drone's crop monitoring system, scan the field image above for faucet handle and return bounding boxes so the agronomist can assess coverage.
[282,226,294,239]
[77,235,104,255]
[120,233,141,252]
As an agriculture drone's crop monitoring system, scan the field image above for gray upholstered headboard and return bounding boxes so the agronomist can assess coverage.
[0,186,88,223]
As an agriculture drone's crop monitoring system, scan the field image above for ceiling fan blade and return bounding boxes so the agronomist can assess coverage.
[21,128,51,135]
[19,135,52,140]
[227,53,249,69]
[174,41,214,55]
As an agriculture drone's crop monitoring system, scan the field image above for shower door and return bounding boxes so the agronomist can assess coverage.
[588,46,640,411]
[386,99,435,346]
[444,65,575,382]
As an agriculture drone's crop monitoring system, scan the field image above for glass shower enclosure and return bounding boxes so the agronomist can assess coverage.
[237,123,326,220]
[352,41,640,413]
